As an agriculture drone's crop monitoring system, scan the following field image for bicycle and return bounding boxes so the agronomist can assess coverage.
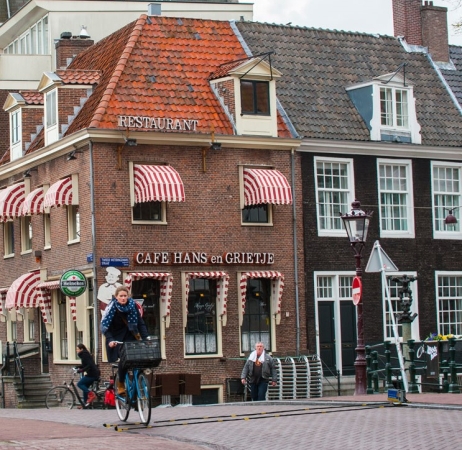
[112,339,161,425]
[45,368,109,409]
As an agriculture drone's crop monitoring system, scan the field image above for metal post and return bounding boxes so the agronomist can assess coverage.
[371,350,379,393]
[353,251,366,395]
[366,346,373,394]
[407,339,419,393]
[448,337,460,393]
[384,341,394,389]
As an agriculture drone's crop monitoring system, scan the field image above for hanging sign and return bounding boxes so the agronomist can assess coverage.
[60,270,87,297]
[352,276,362,305]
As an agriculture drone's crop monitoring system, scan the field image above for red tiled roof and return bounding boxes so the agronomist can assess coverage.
[55,69,101,85]
[65,15,291,137]
[20,91,43,105]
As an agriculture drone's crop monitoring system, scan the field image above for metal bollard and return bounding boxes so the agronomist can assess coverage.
[442,361,450,393]
[384,341,394,389]
[448,337,460,394]
[371,350,379,393]
[366,346,373,394]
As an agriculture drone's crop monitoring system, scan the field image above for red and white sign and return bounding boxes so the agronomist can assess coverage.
[352,276,362,305]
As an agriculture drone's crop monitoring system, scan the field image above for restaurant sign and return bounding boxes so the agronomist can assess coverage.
[134,252,275,266]
[118,115,199,131]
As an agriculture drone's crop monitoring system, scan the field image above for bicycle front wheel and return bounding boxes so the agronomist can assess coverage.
[114,373,130,421]
[136,372,152,424]
[46,387,76,409]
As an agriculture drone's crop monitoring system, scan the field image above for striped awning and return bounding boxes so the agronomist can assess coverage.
[243,168,292,206]
[44,177,72,208]
[5,271,41,310]
[0,182,25,220]
[134,165,185,203]
[0,288,8,317]
[22,187,44,216]
[36,280,60,324]
[239,271,285,325]
[185,272,229,326]
[124,272,173,326]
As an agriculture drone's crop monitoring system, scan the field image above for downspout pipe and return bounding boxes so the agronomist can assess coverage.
[291,148,300,356]
[89,141,99,357]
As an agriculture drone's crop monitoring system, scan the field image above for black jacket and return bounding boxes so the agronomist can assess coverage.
[77,349,100,379]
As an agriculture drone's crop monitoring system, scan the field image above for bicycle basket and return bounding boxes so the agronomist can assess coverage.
[120,340,162,370]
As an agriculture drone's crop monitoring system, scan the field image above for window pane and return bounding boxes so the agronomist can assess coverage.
[131,278,161,341]
[438,276,462,335]
[133,201,162,221]
[255,82,269,114]
[433,165,461,232]
[241,80,254,113]
[242,204,268,223]
[380,88,393,126]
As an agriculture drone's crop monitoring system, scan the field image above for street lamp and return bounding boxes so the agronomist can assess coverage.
[340,199,373,396]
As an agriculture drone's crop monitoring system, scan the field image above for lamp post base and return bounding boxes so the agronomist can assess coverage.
[354,347,367,395]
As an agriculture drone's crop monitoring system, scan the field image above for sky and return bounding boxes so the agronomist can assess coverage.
[250,0,462,46]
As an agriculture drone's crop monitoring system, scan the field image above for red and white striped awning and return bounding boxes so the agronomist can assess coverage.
[134,165,185,203]
[0,287,8,317]
[44,177,72,208]
[185,272,229,326]
[36,280,60,324]
[22,187,44,216]
[243,168,292,206]
[124,272,173,326]
[239,271,285,325]
[5,271,41,310]
[0,182,25,220]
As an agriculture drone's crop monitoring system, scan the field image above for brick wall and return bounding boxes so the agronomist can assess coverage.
[22,107,44,149]
[392,0,423,45]
[421,4,449,62]
[55,38,95,69]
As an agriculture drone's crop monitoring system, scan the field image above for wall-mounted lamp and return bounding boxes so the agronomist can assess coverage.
[34,250,42,263]
[23,168,38,178]
[66,150,83,161]
[124,137,137,146]
[444,206,460,225]
[202,129,222,172]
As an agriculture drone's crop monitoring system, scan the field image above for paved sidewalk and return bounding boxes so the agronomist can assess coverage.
[1,393,461,449]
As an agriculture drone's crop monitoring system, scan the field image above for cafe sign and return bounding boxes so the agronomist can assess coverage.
[134,251,275,266]
[60,270,87,297]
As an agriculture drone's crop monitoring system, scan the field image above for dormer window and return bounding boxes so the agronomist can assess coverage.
[380,87,408,128]
[45,88,58,145]
[241,80,270,115]
[10,110,22,160]
[346,73,421,144]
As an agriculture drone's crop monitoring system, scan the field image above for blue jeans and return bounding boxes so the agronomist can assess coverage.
[250,380,268,401]
[77,376,97,403]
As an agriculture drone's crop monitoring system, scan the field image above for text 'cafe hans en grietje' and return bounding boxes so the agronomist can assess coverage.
[134,252,276,265]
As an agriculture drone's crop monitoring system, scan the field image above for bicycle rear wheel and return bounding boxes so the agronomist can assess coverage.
[114,373,130,421]
[46,387,76,409]
[136,372,152,424]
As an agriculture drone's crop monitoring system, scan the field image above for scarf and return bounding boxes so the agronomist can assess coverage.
[100,298,139,334]
[248,350,265,363]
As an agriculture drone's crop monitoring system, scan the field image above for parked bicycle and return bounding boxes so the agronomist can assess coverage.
[112,339,161,425]
[45,368,109,409]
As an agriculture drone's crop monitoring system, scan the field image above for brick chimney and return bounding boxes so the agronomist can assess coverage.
[55,33,94,69]
[392,0,449,63]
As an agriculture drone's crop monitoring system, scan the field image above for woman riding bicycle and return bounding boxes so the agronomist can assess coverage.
[100,286,148,396]
[76,343,100,406]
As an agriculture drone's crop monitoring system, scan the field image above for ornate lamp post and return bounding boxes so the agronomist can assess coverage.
[340,199,373,395]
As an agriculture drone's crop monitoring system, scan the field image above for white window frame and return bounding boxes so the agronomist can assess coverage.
[314,271,355,375]
[435,271,462,336]
[314,156,354,237]
[44,213,51,249]
[67,205,80,244]
[23,308,36,342]
[6,309,18,341]
[5,15,49,55]
[10,109,22,161]
[3,220,14,258]
[380,86,409,129]
[45,89,58,145]
[377,158,415,238]
[382,271,419,343]
[20,216,32,254]
[431,161,462,239]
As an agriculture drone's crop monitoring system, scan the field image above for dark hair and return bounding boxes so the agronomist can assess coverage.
[77,343,87,351]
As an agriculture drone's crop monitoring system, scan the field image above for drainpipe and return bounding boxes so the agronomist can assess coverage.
[291,148,300,356]
[6,0,10,19]
[89,141,99,357]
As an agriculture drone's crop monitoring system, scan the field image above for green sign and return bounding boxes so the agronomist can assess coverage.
[60,270,87,297]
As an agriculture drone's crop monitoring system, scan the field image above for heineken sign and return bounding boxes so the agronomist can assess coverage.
[60,270,87,297]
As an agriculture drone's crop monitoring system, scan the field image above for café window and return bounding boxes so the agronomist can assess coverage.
[241,278,271,352]
[133,201,164,222]
[131,278,161,342]
[185,278,218,355]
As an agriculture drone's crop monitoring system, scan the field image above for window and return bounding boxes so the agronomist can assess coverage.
[20,216,32,253]
[186,278,217,355]
[436,273,462,336]
[44,213,51,248]
[380,87,409,128]
[377,159,414,238]
[242,204,270,224]
[5,16,49,55]
[383,272,419,342]
[11,110,20,145]
[133,201,164,222]
[131,278,161,342]
[432,162,462,239]
[240,80,270,115]
[4,221,14,257]
[46,90,57,128]
[68,205,80,242]
[24,308,35,342]
[241,278,271,352]
[314,157,354,236]
[54,291,81,362]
